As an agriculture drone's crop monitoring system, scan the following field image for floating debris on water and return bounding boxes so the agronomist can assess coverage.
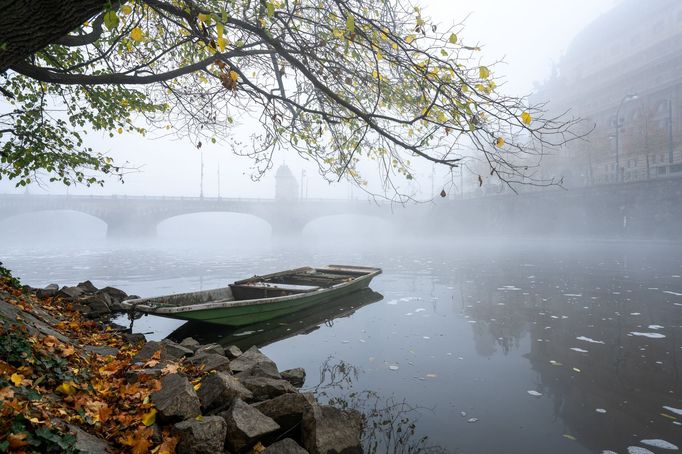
[572,367,581,373]
[467,418,479,423]
[629,332,666,339]
[663,291,682,296]
[564,293,582,297]
[527,390,542,397]
[627,447,656,454]
[563,434,576,441]
[388,364,399,371]
[549,360,563,366]
[640,439,679,450]
[630,312,641,315]
[414,308,426,313]
[648,325,664,330]
[596,408,607,414]
[460,411,467,417]
[425,373,438,379]
[577,336,605,344]
[663,405,682,416]
[570,347,589,353]
[233,330,256,336]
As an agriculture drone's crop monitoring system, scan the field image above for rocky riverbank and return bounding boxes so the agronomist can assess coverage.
[0,270,363,453]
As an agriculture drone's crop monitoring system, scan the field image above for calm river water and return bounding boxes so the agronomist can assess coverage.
[3,230,682,453]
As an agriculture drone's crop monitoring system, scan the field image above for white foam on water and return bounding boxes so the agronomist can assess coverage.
[663,291,682,296]
[233,330,256,336]
[564,293,582,297]
[602,451,618,454]
[627,447,655,454]
[648,325,664,330]
[663,405,682,415]
[630,312,641,316]
[388,365,399,371]
[467,418,479,423]
[596,408,607,414]
[570,348,589,353]
[629,332,666,339]
[640,439,679,450]
[527,390,542,397]
[414,308,426,313]
[577,336,605,344]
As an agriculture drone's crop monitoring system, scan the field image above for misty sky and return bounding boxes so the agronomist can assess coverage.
[0,0,617,200]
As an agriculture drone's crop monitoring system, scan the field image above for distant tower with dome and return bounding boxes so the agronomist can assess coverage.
[275,164,299,201]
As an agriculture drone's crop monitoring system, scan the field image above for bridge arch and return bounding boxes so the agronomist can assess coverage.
[0,209,108,239]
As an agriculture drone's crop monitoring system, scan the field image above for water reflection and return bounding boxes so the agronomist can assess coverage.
[458,256,682,453]
[167,289,384,350]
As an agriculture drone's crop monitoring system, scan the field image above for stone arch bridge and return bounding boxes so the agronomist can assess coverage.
[0,194,400,237]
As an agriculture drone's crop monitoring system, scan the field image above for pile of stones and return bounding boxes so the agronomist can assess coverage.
[134,338,363,454]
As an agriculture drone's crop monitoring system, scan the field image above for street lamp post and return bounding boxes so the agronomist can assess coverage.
[614,93,638,182]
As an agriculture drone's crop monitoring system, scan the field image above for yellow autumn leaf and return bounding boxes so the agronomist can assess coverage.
[449,33,458,44]
[56,381,77,396]
[252,442,266,453]
[117,127,123,134]
[198,13,210,23]
[216,23,225,52]
[10,373,23,386]
[521,111,532,126]
[346,15,355,33]
[495,137,505,148]
[142,408,157,427]
[479,66,490,79]
[121,5,132,15]
[229,70,238,82]
[405,35,415,44]
[131,27,143,42]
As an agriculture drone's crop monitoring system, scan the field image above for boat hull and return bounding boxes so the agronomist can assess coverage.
[150,276,373,325]
[122,265,382,326]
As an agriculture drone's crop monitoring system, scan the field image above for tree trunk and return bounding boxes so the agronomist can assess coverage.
[0,0,107,73]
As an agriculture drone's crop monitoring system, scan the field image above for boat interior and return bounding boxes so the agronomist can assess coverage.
[229,266,376,300]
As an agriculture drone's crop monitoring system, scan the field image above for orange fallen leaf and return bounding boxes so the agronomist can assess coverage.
[8,432,29,449]
[0,386,15,401]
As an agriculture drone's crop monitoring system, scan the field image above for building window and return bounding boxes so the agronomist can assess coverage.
[671,164,682,173]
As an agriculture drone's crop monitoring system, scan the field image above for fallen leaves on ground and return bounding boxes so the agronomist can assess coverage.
[0,278,199,453]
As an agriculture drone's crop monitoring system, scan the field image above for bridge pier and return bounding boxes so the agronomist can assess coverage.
[105,218,158,238]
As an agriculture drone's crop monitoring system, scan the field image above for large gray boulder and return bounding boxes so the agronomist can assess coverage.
[76,280,98,294]
[219,398,280,452]
[235,361,281,380]
[264,439,310,454]
[253,393,315,436]
[240,377,297,402]
[151,374,201,421]
[302,404,363,454]
[230,346,278,374]
[37,283,59,298]
[281,368,306,388]
[225,345,243,359]
[161,339,194,359]
[133,340,190,363]
[59,286,85,299]
[173,416,227,454]
[97,286,128,303]
[68,424,113,453]
[80,293,111,317]
[197,371,253,411]
[180,337,202,352]
[187,352,232,373]
[195,343,225,357]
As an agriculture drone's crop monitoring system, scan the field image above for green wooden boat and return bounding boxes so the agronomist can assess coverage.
[120,265,382,326]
